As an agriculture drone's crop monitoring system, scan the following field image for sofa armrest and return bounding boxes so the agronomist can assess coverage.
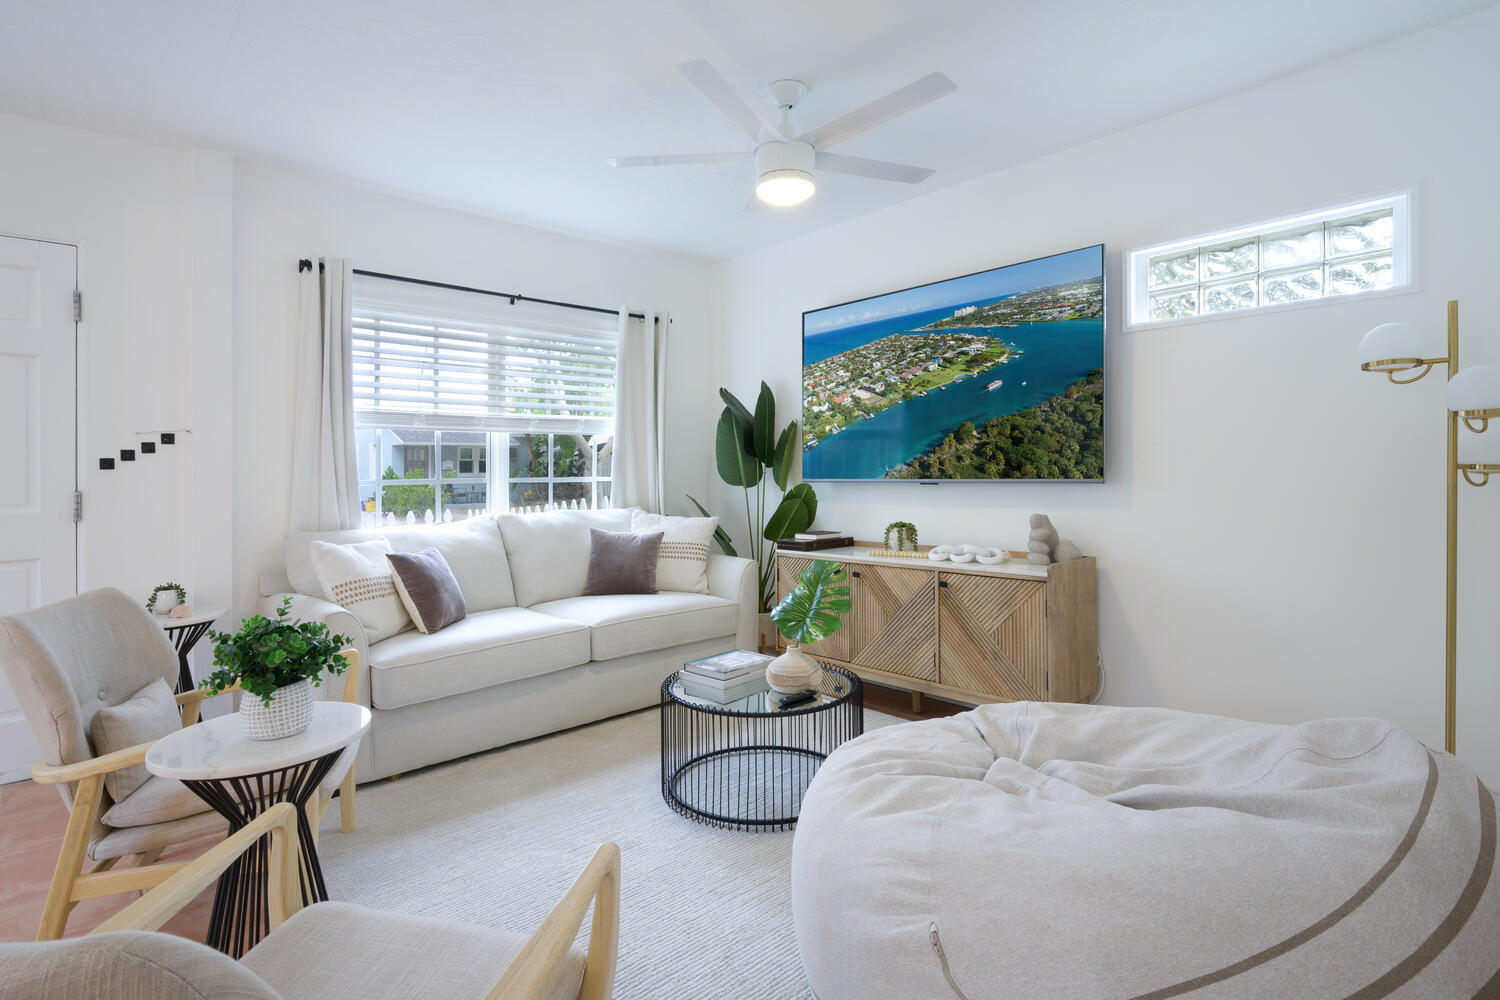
[706,555,758,652]
[260,593,370,708]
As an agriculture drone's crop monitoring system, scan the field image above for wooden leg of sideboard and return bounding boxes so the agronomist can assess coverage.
[911,691,924,714]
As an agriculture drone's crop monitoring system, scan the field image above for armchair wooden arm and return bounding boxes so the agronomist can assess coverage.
[90,802,302,936]
[30,742,151,785]
[486,842,621,1000]
[175,680,240,726]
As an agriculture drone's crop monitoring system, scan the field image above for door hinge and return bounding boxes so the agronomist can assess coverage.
[72,290,81,323]
[71,490,83,523]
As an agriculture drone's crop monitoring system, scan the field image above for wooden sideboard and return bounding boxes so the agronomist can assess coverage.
[774,546,1098,708]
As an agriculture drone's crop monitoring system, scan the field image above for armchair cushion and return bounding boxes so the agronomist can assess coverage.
[101,774,208,828]
[242,901,584,1000]
[0,931,281,1000]
[92,678,179,803]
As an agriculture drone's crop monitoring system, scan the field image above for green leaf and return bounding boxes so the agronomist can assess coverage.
[685,494,738,556]
[751,381,776,465]
[719,387,754,434]
[715,410,762,488]
[770,560,851,645]
[771,421,798,491]
[763,482,817,540]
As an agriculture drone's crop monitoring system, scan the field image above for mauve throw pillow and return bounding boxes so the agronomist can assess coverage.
[387,547,468,635]
[585,528,663,596]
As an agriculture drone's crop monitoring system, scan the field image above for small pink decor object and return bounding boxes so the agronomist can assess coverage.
[169,605,193,619]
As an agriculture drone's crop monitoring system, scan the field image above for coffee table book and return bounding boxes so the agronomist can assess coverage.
[679,674,772,704]
[683,649,774,682]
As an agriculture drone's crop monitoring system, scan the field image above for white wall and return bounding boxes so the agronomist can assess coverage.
[0,113,234,610]
[708,8,1500,785]
[231,162,714,615]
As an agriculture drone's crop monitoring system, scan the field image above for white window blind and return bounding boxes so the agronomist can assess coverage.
[351,275,619,435]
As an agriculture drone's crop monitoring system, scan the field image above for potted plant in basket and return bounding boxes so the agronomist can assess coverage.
[200,598,353,741]
[766,559,851,693]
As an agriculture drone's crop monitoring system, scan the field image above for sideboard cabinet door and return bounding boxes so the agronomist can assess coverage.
[937,573,1048,700]
[774,554,851,662]
[847,564,937,681]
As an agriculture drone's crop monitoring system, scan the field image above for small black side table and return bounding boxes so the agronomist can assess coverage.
[144,702,370,957]
[154,606,227,694]
[661,664,862,831]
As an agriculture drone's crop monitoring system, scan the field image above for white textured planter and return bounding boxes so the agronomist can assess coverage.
[766,643,821,694]
[240,678,314,740]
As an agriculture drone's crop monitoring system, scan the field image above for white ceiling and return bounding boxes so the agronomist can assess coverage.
[1,0,1493,259]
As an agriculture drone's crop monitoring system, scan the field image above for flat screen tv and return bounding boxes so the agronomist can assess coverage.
[801,244,1104,482]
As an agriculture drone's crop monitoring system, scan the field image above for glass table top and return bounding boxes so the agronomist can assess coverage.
[668,665,855,716]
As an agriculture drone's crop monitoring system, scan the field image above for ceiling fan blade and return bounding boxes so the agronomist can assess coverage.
[676,59,779,143]
[815,152,934,184]
[607,152,750,168]
[797,72,956,150]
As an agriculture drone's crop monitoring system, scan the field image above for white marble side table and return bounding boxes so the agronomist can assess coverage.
[146,701,370,956]
[154,606,229,694]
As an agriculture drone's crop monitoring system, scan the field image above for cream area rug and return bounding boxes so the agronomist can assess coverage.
[317,706,903,1000]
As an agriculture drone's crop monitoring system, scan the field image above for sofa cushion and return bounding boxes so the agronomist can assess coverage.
[388,547,467,634]
[529,593,739,661]
[310,538,412,644]
[496,509,634,607]
[285,517,516,613]
[367,608,591,710]
[585,528,662,595]
[631,510,717,594]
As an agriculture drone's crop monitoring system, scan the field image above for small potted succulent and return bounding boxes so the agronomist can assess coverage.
[200,598,353,740]
[767,560,851,693]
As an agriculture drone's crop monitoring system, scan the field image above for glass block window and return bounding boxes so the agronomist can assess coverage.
[1127,193,1411,327]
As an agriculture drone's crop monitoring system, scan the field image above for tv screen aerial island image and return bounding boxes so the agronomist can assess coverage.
[801,244,1105,482]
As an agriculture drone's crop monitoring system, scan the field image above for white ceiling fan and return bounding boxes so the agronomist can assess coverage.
[608,60,957,209]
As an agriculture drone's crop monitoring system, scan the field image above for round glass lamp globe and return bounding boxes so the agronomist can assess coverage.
[1446,364,1500,413]
[1358,322,1424,370]
[756,170,815,207]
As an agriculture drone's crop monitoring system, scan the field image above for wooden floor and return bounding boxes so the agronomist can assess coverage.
[0,780,217,943]
[0,683,962,945]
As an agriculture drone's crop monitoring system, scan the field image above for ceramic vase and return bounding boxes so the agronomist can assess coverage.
[240,678,313,740]
[766,643,820,694]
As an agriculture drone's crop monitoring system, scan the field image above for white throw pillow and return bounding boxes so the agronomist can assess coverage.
[631,511,718,594]
[309,538,412,643]
[92,678,179,804]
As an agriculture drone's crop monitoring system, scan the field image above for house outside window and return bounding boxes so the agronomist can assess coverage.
[350,274,618,525]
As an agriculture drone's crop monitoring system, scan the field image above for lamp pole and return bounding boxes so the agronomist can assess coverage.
[1443,300,1458,755]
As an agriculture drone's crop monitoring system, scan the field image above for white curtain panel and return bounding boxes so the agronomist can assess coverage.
[289,257,360,532]
[612,309,669,513]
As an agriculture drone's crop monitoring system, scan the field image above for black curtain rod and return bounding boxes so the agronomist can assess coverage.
[298,259,648,322]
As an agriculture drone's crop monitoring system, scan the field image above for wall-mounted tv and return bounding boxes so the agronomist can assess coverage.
[801,244,1104,482]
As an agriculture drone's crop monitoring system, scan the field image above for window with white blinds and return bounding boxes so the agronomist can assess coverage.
[351,275,619,435]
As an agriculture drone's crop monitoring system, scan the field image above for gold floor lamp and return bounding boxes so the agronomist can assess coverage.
[1358,300,1500,755]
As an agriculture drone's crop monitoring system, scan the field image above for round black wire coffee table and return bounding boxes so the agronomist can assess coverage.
[660,664,862,831]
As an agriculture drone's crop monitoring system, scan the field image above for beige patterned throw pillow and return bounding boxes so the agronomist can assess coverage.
[309,537,412,643]
[631,510,718,594]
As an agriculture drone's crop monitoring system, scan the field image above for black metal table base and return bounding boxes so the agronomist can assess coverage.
[660,665,863,831]
[182,749,342,957]
[166,620,216,694]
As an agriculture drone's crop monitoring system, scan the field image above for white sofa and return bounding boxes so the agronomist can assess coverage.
[257,508,756,781]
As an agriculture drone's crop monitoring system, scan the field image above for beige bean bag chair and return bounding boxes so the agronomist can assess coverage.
[792,703,1499,999]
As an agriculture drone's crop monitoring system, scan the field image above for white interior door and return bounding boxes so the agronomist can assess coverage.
[0,235,77,782]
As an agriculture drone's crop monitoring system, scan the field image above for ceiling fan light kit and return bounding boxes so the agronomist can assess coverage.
[608,60,955,211]
[755,140,816,206]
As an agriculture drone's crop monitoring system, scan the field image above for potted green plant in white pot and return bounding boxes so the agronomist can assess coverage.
[200,598,353,740]
[767,559,851,693]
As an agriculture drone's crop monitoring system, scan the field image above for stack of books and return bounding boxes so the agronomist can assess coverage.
[776,529,852,552]
[679,649,775,703]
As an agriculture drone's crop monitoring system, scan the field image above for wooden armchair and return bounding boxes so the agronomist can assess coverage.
[0,588,361,941]
[0,801,621,1000]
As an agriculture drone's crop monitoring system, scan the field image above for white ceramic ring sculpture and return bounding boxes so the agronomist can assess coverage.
[928,546,957,561]
[974,548,1006,565]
